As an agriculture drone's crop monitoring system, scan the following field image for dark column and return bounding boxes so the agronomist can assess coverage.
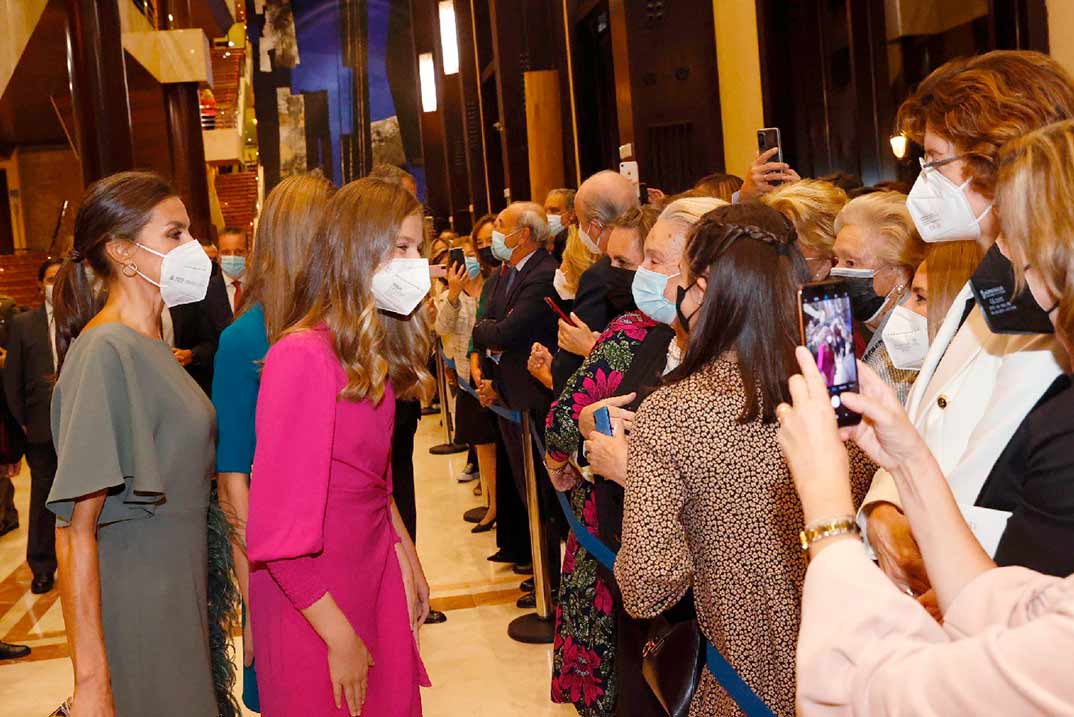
[164,84,213,244]
[64,0,134,184]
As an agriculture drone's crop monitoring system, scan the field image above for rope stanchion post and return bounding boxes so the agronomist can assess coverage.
[429,342,468,456]
[507,411,556,644]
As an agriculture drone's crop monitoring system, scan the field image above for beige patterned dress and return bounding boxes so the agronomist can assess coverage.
[614,357,874,717]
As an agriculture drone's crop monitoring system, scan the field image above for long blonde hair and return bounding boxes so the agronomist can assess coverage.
[559,225,597,294]
[922,241,983,341]
[242,171,334,342]
[285,178,433,403]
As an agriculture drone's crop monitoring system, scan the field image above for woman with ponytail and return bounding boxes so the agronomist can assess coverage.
[48,171,226,715]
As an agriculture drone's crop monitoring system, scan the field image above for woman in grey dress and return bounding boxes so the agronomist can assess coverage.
[47,172,219,716]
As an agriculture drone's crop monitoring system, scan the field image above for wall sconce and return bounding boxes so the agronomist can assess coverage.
[419,52,437,112]
[890,133,908,159]
[438,1,459,76]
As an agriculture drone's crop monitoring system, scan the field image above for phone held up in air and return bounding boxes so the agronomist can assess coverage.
[798,279,862,427]
[593,406,614,436]
[449,248,466,271]
[544,296,576,326]
[757,127,784,186]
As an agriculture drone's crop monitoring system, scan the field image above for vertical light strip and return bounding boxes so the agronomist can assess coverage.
[419,52,437,112]
[562,0,582,186]
[470,1,492,211]
[438,1,460,75]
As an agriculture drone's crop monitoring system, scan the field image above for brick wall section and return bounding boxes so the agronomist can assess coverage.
[215,170,257,232]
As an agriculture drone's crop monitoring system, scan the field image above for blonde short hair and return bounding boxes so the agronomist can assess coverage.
[761,179,848,258]
[658,196,728,226]
[559,225,597,294]
[997,118,1074,341]
[834,191,924,272]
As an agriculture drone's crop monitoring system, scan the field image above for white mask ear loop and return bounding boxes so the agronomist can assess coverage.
[957,177,995,227]
[131,243,164,288]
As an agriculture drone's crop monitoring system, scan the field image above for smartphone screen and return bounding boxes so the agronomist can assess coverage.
[757,127,784,186]
[798,280,861,426]
[449,248,465,270]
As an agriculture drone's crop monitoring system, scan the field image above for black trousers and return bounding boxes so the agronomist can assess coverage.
[0,475,15,527]
[392,399,421,544]
[25,442,57,578]
[493,428,530,564]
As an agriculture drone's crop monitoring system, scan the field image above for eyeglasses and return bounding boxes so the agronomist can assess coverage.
[919,154,968,172]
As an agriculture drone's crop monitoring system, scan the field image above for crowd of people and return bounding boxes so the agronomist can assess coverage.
[0,48,1072,717]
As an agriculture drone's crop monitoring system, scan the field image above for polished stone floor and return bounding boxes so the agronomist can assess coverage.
[0,411,574,716]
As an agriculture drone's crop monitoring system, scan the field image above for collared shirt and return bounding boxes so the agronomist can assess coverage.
[161,306,175,348]
[225,273,244,313]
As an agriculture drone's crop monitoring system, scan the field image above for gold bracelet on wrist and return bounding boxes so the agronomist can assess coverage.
[799,515,860,552]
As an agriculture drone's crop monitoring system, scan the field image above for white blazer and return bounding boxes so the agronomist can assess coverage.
[860,282,1067,535]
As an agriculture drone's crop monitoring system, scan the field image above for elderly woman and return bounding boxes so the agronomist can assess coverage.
[777,119,1074,716]
[762,179,849,281]
[544,198,720,717]
[830,191,925,403]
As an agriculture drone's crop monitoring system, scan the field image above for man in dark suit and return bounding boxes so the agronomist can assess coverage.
[472,202,562,599]
[169,258,232,396]
[550,171,640,393]
[4,259,63,594]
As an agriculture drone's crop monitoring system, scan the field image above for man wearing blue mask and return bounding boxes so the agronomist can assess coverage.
[544,188,576,262]
[218,226,249,315]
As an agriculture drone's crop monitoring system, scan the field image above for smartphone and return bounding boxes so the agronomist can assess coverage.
[449,248,465,270]
[757,127,784,186]
[798,279,862,427]
[593,406,613,436]
[638,181,649,205]
[545,296,576,326]
[429,264,448,279]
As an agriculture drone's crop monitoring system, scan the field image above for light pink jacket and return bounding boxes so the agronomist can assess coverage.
[797,539,1074,716]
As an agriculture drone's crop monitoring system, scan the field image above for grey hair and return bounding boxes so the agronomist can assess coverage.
[658,196,728,226]
[585,170,639,225]
[513,201,550,245]
[546,187,576,211]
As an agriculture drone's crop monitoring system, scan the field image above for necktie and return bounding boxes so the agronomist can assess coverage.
[232,280,243,311]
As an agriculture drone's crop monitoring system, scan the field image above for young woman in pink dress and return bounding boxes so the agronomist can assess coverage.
[247,177,435,716]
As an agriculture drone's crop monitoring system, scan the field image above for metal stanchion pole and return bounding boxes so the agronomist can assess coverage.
[508,411,555,643]
[429,341,468,455]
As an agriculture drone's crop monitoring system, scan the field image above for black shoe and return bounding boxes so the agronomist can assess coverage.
[471,519,495,534]
[424,609,448,624]
[487,550,517,563]
[31,574,54,595]
[519,578,534,592]
[0,641,31,660]
[463,506,488,524]
[0,518,17,537]
[512,563,534,575]
[516,592,536,609]
[421,405,440,416]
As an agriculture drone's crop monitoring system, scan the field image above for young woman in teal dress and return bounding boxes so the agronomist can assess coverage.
[212,171,335,710]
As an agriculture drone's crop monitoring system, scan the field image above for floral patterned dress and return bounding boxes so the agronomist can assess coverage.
[545,311,661,716]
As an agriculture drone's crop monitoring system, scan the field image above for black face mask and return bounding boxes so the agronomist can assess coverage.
[478,246,501,268]
[970,243,1055,335]
[606,266,638,316]
[840,276,886,323]
[675,284,698,332]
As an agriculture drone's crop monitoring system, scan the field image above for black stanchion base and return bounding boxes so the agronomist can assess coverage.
[429,442,469,455]
[507,613,554,644]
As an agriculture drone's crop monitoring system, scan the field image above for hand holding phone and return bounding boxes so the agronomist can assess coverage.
[545,296,576,325]
[798,279,862,427]
[449,248,465,270]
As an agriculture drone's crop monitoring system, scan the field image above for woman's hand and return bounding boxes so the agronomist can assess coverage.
[326,628,374,716]
[584,415,629,486]
[776,347,854,523]
[70,681,115,717]
[739,148,801,201]
[446,262,467,303]
[578,393,637,439]
[837,361,931,471]
[527,343,554,390]
[242,620,255,667]
[558,314,598,357]
[410,555,431,629]
[867,502,932,598]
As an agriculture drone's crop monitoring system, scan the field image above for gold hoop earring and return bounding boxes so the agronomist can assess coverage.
[122,262,138,277]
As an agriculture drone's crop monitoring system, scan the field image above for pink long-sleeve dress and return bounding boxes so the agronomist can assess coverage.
[797,538,1074,716]
[247,327,429,716]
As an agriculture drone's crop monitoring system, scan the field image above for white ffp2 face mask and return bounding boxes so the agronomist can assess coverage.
[578,224,601,254]
[135,241,212,308]
[372,258,431,316]
[881,304,930,370]
[906,164,993,243]
[553,268,574,300]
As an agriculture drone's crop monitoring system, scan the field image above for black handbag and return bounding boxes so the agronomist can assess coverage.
[641,615,706,717]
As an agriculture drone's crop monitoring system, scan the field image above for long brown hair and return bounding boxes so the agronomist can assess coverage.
[240,171,334,342]
[922,241,983,341]
[53,171,177,369]
[667,203,808,423]
[285,177,433,403]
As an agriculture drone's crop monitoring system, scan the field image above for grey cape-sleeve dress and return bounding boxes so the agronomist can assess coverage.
[47,322,218,716]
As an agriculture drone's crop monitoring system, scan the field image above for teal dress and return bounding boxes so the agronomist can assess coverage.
[211,303,268,712]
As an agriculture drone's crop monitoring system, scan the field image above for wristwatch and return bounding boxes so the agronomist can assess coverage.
[800,515,860,552]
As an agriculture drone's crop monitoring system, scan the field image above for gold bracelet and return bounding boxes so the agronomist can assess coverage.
[799,515,859,552]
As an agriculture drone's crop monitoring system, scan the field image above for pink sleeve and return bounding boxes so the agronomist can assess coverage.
[266,556,328,610]
[247,333,338,564]
[944,566,1069,635]
[797,539,1074,717]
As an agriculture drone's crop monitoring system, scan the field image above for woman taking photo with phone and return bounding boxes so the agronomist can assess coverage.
[48,171,220,715]
[246,177,432,716]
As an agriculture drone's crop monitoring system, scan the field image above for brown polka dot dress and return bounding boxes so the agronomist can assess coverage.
[614,357,874,717]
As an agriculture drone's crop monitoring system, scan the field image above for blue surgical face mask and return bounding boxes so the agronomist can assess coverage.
[547,213,564,235]
[220,255,246,279]
[631,266,680,325]
[464,255,481,279]
[491,229,517,263]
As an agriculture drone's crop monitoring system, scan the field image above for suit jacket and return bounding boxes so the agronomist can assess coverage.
[4,306,54,444]
[551,255,614,393]
[472,248,558,412]
[860,283,1067,551]
[170,266,233,396]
